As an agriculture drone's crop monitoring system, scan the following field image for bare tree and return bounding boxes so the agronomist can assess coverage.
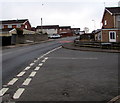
[83,27,89,33]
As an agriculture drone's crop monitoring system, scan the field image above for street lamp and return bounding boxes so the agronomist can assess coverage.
[92,20,96,30]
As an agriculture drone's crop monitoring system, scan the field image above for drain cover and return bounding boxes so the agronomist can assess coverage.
[62,91,70,97]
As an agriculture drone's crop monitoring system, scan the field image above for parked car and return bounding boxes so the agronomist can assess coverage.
[48,34,61,39]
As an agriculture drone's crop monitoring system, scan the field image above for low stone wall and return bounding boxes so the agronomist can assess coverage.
[12,34,48,44]
[24,34,48,43]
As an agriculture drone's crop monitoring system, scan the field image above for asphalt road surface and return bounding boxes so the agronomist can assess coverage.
[1,37,119,102]
[2,37,74,84]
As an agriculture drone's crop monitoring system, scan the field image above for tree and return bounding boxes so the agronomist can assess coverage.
[83,27,89,33]
[16,28,23,35]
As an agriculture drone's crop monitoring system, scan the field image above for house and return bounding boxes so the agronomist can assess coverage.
[59,26,73,37]
[36,25,59,35]
[92,29,102,42]
[0,19,32,30]
[71,28,80,35]
[80,33,94,41]
[101,7,120,42]
[0,19,35,45]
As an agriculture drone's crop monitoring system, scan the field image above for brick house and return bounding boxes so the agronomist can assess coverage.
[101,7,120,42]
[71,28,80,35]
[0,19,35,45]
[36,25,59,35]
[59,26,73,37]
[0,19,32,30]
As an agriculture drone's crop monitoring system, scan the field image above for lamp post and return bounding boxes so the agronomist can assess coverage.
[41,3,44,34]
[92,20,96,30]
[41,18,43,34]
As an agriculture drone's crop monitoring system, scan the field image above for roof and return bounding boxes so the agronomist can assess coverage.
[59,26,71,29]
[36,25,59,29]
[71,28,80,30]
[0,19,28,24]
[106,7,120,15]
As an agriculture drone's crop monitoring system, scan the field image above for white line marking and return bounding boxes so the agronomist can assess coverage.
[8,78,18,85]
[29,71,37,77]
[22,78,32,86]
[41,57,48,63]
[41,59,46,63]
[34,60,37,63]
[24,66,30,70]
[13,88,25,99]
[30,63,34,67]
[39,63,43,66]
[17,71,25,77]
[48,57,98,60]
[34,67,40,71]
[39,46,62,58]
[0,88,9,96]
[45,57,48,60]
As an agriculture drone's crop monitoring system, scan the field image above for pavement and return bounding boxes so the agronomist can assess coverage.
[62,42,120,103]
[2,39,54,49]
[62,42,120,53]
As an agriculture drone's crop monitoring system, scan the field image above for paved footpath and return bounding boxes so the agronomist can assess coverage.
[62,43,120,103]
[62,43,120,53]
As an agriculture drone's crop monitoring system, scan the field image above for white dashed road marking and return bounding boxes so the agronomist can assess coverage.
[30,63,34,67]
[8,78,18,85]
[41,59,46,63]
[39,63,43,66]
[2,47,61,100]
[17,71,25,77]
[22,78,32,86]
[34,67,40,71]
[45,57,48,60]
[0,88,9,96]
[34,60,37,63]
[29,71,37,77]
[13,88,25,99]
[24,66,30,71]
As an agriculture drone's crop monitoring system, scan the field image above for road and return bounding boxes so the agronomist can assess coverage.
[1,37,119,102]
[2,37,74,84]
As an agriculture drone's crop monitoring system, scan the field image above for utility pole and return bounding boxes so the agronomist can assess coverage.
[41,18,43,34]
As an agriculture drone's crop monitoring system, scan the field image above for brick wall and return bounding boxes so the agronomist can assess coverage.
[102,30,120,42]
[102,30,109,42]
[102,11,114,29]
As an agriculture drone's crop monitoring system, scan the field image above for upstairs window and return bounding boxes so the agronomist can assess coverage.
[12,25,17,28]
[4,25,8,28]
[25,25,27,29]
[104,20,107,25]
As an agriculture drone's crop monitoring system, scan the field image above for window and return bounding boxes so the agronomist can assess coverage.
[17,24,21,28]
[8,25,12,28]
[110,32,115,39]
[12,25,17,28]
[104,20,107,25]
[0,25,2,29]
[109,31,116,42]
[25,25,27,29]
[4,25,8,28]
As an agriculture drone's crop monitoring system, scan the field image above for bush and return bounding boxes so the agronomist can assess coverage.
[16,28,23,35]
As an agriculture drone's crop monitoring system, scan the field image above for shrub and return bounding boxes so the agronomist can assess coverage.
[16,28,23,35]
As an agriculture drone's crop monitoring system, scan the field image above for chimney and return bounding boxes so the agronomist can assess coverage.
[118,1,120,7]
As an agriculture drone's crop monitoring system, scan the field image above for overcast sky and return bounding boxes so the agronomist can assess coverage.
[0,0,120,32]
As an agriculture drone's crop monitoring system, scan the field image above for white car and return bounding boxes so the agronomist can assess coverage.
[48,34,61,39]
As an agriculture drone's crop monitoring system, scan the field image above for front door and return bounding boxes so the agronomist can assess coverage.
[109,31,116,42]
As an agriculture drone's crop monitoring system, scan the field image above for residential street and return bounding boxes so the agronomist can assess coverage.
[1,37,118,102]
[2,37,74,85]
